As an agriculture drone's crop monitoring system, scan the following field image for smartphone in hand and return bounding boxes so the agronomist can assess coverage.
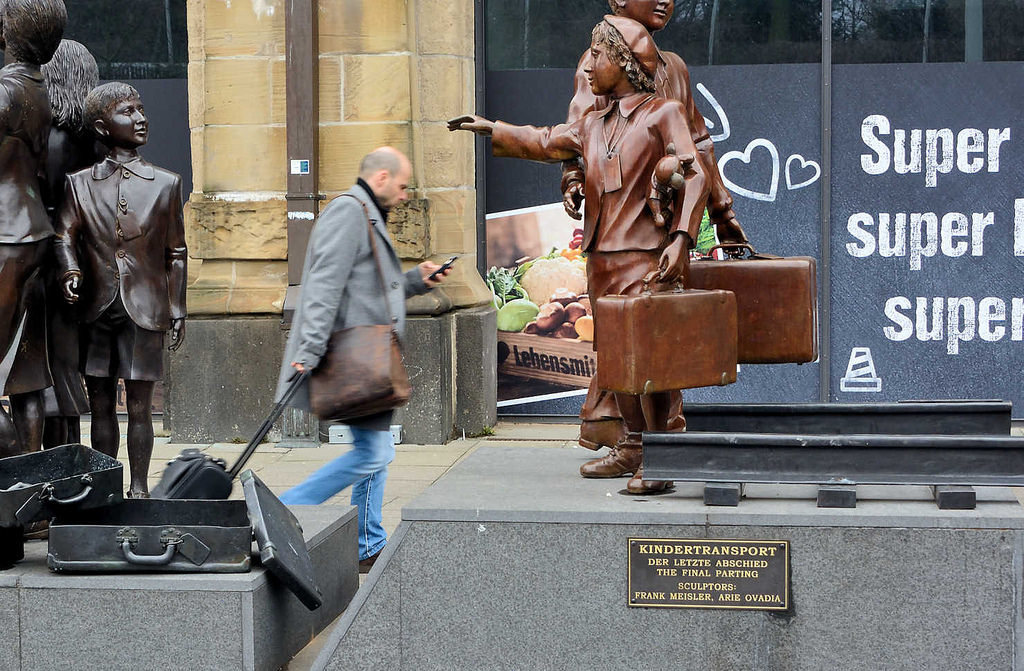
[428,255,458,280]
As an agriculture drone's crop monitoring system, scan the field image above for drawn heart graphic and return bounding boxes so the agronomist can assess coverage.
[695,82,730,143]
[718,139,780,202]
[785,154,821,190]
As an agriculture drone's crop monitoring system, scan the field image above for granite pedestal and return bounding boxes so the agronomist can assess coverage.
[312,446,1024,671]
[2,505,358,671]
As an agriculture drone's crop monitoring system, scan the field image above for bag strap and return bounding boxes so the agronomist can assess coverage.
[227,370,310,479]
[340,193,399,330]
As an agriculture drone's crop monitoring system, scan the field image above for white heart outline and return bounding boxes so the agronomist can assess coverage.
[718,138,780,203]
[785,154,821,190]
[696,82,730,143]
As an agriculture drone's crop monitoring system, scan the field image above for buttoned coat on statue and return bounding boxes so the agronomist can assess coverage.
[275,182,428,429]
[53,156,187,332]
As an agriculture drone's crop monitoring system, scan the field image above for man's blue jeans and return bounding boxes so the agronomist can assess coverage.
[279,426,394,560]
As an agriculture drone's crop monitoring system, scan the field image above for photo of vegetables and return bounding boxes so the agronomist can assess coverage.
[486,203,716,401]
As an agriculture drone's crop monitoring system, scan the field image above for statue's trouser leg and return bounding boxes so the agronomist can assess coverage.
[85,376,119,459]
[9,392,44,454]
[0,241,48,456]
[123,379,155,497]
[579,249,686,479]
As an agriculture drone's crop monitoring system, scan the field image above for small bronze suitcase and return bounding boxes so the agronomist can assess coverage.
[595,288,738,394]
[690,245,817,364]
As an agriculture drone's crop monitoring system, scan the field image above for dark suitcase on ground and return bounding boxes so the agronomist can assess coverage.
[690,244,818,364]
[595,288,738,394]
[49,471,323,610]
[151,371,308,500]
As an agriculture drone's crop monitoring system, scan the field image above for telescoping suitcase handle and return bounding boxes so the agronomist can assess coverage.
[226,370,310,479]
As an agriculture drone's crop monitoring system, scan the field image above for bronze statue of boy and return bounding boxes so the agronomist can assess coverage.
[451,16,708,494]
[55,82,187,498]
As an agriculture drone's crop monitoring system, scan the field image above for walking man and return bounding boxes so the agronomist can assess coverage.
[276,147,450,571]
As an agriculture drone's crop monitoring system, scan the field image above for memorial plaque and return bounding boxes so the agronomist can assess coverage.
[627,538,790,610]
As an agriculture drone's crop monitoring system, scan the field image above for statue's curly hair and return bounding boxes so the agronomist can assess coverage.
[591,21,655,94]
[42,40,99,133]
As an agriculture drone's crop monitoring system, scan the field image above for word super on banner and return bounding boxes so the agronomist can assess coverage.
[831,62,1024,407]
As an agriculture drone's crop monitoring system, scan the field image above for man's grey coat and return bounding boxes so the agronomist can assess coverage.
[275,182,428,427]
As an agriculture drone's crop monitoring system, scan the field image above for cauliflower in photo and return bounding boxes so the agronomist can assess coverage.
[520,256,586,305]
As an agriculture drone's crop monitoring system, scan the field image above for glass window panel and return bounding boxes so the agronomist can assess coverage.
[983,0,1024,60]
[486,0,821,70]
[64,0,187,79]
[832,0,967,63]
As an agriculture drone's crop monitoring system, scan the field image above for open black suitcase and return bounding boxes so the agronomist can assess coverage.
[48,470,323,610]
[0,444,123,567]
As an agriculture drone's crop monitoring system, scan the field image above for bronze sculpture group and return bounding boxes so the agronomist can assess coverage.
[451,0,750,494]
[0,0,185,499]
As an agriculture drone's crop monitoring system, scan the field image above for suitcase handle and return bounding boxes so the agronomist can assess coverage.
[226,370,311,479]
[120,538,180,566]
[44,476,94,506]
[707,243,781,260]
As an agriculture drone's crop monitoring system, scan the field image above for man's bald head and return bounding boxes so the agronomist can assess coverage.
[359,147,412,209]
[359,147,409,181]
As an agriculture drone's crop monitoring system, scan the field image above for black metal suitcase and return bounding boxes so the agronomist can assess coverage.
[0,444,123,528]
[48,470,323,610]
[150,371,308,500]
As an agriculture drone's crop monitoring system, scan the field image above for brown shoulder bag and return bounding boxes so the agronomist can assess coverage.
[308,196,411,421]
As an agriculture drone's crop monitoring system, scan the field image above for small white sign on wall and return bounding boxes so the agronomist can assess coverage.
[290,159,311,175]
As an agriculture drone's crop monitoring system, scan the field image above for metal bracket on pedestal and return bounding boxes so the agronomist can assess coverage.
[643,431,1024,510]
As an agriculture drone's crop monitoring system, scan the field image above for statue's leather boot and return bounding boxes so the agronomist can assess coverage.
[626,467,671,494]
[579,442,641,478]
[578,418,627,451]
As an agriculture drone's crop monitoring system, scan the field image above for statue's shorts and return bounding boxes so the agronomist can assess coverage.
[81,295,164,381]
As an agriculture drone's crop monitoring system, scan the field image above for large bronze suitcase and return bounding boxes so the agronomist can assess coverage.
[595,288,738,394]
[690,245,817,364]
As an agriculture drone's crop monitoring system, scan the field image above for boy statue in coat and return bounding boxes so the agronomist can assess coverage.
[55,82,187,498]
[450,15,709,494]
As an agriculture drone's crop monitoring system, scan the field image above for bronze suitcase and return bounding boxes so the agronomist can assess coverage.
[594,288,738,394]
[690,246,818,364]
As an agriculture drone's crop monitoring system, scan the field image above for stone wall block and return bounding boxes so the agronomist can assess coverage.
[418,122,474,189]
[186,260,288,316]
[202,125,287,192]
[319,0,408,54]
[187,195,288,260]
[187,61,205,129]
[318,123,411,193]
[186,0,206,62]
[387,198,431,259]
[203,58,273,125]
[190,128,205,195]
[343,55,411,122]
[416,0,474,57]
[417,55,471,122]
[204,0,285,57]
[425,188,475,253]
[270,56,342,125]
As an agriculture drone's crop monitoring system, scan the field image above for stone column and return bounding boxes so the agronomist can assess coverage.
[172,0,495,444]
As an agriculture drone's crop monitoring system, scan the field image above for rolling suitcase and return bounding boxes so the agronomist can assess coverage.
[690,244,818,364]
[594,287,738,394]
[150,371,309,499]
